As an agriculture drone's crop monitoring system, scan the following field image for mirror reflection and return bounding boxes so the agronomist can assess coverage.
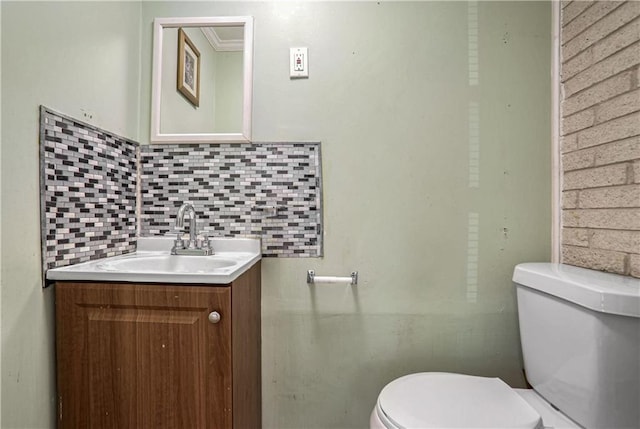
[151,17,253,143]
[160,26,243,134]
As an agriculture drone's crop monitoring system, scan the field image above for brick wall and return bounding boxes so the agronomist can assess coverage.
[560,1,640,277]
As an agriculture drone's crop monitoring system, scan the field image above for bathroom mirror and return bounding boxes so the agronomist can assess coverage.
[151,16,253,143]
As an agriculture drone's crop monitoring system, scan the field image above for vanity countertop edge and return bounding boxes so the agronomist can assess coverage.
[46,237,262,285]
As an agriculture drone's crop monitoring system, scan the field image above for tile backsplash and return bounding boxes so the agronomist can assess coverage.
[139,143,323,257]
[39,106,138,272]
[40,107,323,278]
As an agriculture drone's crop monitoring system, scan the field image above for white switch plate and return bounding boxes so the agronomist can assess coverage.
[290,47,308,78]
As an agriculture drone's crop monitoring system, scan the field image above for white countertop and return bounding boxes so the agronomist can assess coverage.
[46,237,261,284]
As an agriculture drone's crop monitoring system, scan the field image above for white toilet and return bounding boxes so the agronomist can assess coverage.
[371,263,640,429]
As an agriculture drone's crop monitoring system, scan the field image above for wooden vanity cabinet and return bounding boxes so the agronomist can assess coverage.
[55,262,261,429]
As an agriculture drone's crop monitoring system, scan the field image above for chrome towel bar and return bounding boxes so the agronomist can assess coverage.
[307,270,358,285]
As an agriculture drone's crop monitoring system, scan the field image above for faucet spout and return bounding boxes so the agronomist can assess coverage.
[171,202,213,256]
[176,202,197,247]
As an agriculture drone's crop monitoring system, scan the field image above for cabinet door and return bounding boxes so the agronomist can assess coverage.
[56,282,232,429]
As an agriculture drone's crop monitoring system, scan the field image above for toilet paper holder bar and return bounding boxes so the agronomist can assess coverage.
[306,270,358,285]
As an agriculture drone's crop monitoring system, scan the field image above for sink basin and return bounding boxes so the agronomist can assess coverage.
[46,237,261,284]
[97,255,237,273]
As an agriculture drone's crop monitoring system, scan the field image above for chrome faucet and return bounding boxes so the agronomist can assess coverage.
[171,203,214,256]
[176,202,197,247]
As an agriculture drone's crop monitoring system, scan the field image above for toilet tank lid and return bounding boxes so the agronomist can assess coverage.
[513,263,640,317]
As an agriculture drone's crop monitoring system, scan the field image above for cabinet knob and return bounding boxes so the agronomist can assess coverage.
[208,311,221,324]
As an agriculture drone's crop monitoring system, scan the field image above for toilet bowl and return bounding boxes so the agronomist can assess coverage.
[370,263,640,429]
[369,372,581,429]
[370,372,546,429]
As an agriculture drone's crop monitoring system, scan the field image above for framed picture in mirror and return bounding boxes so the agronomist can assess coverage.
[177,28,200,107]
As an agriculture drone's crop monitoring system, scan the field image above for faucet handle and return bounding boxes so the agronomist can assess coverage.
[200,234,215,253]
[171,232,185,255]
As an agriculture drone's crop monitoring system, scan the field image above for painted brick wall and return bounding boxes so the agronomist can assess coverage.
[560,1,640,277]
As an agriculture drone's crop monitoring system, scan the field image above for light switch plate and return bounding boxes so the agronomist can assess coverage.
[290,47,308,78]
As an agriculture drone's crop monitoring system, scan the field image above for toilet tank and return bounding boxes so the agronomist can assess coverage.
[513,263,640,429]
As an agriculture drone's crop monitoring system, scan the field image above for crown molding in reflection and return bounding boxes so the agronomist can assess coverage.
[201,27,243,52]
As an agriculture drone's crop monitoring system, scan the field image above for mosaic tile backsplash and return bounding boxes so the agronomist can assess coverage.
[139,143,323,257]
[40,106,138,272]
[40,107,324,274]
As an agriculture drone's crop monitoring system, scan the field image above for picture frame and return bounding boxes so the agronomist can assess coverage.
[177,28,201,107]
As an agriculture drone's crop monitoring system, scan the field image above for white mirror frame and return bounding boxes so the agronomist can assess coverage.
[151,16,253,143]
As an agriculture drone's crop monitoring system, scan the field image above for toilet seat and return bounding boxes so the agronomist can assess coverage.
[376,372,543,429]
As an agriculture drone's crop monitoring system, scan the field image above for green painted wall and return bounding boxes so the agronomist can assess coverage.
[140,2,551,427]
[0,2,142,427]
[1,1,551,428]
[213,50,243,132]
[0,3,3,422]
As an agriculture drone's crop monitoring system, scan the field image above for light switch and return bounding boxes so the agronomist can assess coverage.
[290,47,308,78]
